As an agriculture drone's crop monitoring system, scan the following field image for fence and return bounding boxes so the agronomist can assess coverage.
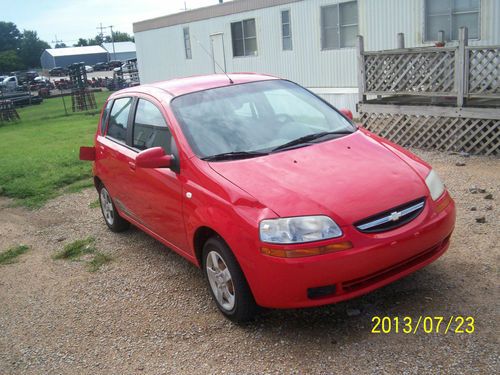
[357,28,500,106]
[357,28,499,156]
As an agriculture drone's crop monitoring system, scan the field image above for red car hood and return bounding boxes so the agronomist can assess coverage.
[208,131,429,225]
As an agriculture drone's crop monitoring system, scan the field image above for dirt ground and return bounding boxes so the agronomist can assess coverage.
[0,150,498,374]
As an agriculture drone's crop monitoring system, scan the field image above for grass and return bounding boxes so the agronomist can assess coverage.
[0,91,110,208]
[0,245,30,265]
[89,199,100,209]
[53,237,112,272]
[53,237,96,260]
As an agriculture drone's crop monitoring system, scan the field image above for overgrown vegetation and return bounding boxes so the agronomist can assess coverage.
[89,199,100,209]
[53,237,112,272]
[0,245,30,265]
[0,91,109,208]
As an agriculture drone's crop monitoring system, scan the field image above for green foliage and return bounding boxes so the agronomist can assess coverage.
[0,91,110,208]
[74,38,88,47]
[0,50,24,72]
[55,43,67,48]
[53,237,96,260]
[0,22,51,70]
[110,31,134,43]
[0,245,29,265]
[87,252,112,272]
[0,22,21,52]
[53,237,112,272]
[18,30,50,69]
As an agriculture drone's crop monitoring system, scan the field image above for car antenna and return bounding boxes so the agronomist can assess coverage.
[192,35,233,84]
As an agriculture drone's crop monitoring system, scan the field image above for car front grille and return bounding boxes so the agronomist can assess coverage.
[354,197,426,233]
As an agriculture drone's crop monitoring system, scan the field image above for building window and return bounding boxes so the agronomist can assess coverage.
[183,27,192,59]
[425,0,480,41]
[231,19,257,57]
[281,10,292,51]
[321,1,358,50]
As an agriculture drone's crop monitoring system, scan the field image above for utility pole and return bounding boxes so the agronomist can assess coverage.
[109,25,116,61]
[96,23,105,41]
[51,34,64,47]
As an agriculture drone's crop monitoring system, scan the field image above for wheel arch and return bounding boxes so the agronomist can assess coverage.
[193,226,223,267]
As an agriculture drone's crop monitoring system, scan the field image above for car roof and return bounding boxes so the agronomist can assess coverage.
[112,73,279,99]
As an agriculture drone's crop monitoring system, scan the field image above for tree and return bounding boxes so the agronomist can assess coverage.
[0,22,22,52]
[0,50,24,73]
[18,30,50,68]
[111,31,134,43]
[74,38,88,47]
[55,42,67,48]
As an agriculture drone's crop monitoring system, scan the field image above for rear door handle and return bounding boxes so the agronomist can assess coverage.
[128,161,136,170]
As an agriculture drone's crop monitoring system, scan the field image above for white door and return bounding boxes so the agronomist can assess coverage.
[210,33,227,74]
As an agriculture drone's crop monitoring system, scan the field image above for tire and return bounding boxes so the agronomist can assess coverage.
[98,184,130,233]
[202,237,258,323]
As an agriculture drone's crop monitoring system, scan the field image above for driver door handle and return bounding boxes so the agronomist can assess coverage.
[128,161,136,170]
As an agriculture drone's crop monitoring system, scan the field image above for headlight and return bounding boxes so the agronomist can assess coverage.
[259,216,342,244]
[425,170,445,200]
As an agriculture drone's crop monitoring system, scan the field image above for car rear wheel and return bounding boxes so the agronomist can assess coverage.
[202,237,258,323]
[98,185,130,232]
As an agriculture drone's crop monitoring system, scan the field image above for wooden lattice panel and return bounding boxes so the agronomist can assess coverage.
[468,47,500,95]
[361,112,499,156]
[364,49,456,94]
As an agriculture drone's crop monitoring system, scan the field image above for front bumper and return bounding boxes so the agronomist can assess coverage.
[243,194,456,309]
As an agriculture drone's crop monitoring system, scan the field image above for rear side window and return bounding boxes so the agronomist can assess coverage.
[100,100,113,134]
[133,99,172,153]
[107,97,133,142]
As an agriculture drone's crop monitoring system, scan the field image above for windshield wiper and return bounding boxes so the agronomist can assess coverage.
[271,130,353,152]
[202,150,269,162]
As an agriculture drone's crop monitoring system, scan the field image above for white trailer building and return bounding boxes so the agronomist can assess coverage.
[133,0,499,113]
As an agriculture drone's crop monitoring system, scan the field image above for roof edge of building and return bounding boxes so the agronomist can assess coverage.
[133,0,302,33]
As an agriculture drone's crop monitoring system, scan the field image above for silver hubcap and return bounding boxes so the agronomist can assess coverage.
[206,251,235,311]
[100,188,114,225]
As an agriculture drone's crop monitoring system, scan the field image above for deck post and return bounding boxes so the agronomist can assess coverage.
[456,27,468,107]
[397,33,405,49]
[356,35,366,104]
[438,30,445,44]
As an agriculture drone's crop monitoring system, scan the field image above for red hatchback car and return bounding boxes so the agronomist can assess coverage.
[80,74,455,322]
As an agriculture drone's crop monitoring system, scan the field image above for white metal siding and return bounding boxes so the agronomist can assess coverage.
[135,0,500,112]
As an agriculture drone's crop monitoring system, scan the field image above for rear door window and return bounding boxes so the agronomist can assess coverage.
[132,99,172,153]
[107,97,133,143]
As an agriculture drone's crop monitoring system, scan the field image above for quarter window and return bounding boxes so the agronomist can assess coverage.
[107,97,133,142]
[231,19,258,57]
[133,99,172,153]
[281,10,292,51]
[321,1,358,49]
[425,0,480,41]
[100,100,113,134]
[183,27,192,59]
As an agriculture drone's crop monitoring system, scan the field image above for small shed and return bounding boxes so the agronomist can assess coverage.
[101,42,136,62]
[40,46,108,69]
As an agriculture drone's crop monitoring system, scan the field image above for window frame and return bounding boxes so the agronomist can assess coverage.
[131,98,172,153]
[183,26,192,59]
[230,18,258,57]
[105,96,135,146]
[100,99,113,135]
[423,0,481,42]
[281,9,293,51]
[320,1,359,51]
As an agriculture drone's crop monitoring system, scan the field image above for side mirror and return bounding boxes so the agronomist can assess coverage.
[135,147,173,169]
[339,108,353,121]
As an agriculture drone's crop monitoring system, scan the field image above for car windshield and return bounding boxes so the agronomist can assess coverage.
[171,80,356,160]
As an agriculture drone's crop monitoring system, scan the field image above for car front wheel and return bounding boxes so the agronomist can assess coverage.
[98,185,130,232]
[202,237,258,323]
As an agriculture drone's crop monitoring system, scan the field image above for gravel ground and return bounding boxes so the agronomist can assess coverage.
[0,150,498,374]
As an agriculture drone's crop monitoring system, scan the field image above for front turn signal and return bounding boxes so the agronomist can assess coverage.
[261,241,353,258]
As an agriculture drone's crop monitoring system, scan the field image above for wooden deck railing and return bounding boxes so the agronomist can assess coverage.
[357,28,500,107]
